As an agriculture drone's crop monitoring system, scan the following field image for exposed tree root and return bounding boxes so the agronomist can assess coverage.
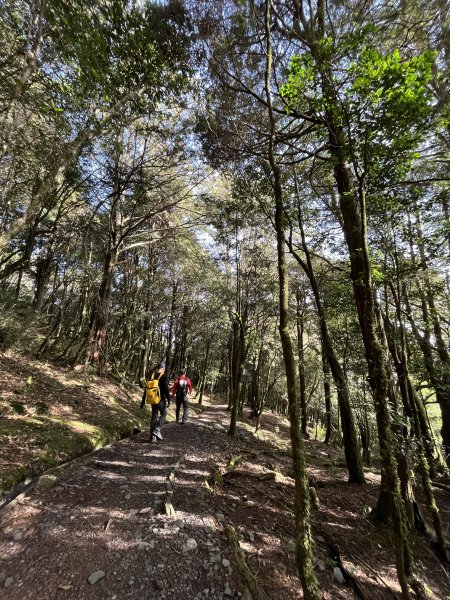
[225,525,271,600]
[164,453,186,517]
[313,524,370,600]
[355,556,401,599]
[431,481,450,493]
[207,454,243,487]
[222,469,320,509]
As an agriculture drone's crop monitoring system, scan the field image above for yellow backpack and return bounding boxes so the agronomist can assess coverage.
[145,372,162,405]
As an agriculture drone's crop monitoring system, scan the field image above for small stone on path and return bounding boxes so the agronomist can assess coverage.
[139,507,152,514]
[183,538,198,552]
[137,542,152,551]
[333,566,345,584]
[87,570,105,585]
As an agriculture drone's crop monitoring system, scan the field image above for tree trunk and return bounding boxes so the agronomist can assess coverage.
[165,280,178,372]
[227,329,234,410]
[327,118,412,593]
[0,0,44,159]
[296,288,309,437]
[87,248,117,377]
[176,305,188,372]
[33,249,54,312]
[360,396,371,466]
[321,339,332,444]
[405,214,450,466]
[289,183,365,483]
[198,339,211,405]
[415,210,450,466]
[264,4,321,597]
[229,316,246,436]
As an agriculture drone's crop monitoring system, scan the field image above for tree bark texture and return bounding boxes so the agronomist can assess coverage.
[290,189,365,483]
[296,288,309,437]
[264,3,321,597]
[327,119,412,593]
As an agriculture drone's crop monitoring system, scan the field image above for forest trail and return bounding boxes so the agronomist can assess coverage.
[1,398,449,600]
[0,402,244,600]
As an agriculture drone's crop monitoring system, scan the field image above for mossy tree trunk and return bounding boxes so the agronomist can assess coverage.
[264,3,321,598]
[326,117,413,595]
[296,287,309,437]
[288,187,365,483]
[415,212,450,467]
[321,339,332,444]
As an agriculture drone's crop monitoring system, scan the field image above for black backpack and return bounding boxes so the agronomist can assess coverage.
[176,378,188,400]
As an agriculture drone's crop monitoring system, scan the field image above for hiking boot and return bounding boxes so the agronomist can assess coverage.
[150,435,157,443]
[153,428,163,440]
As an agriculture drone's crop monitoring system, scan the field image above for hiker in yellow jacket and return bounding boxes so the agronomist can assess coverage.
[140,362,170,442]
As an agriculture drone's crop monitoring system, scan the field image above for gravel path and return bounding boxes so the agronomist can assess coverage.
[0,406,247,600]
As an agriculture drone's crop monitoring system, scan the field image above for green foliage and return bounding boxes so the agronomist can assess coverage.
[45,0,190,110]
[347,47,436,180]
[280,53,322,114]
[281,41,436,185]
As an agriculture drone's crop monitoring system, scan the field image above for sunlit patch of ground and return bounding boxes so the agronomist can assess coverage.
[0,351,148,495]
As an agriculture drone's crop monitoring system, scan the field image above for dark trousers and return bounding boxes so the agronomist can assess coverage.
[175,395,188,423]
[150,399,167,435]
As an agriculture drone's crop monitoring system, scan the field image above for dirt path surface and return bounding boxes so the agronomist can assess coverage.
[1,400,449,600]
[0,403,245,600]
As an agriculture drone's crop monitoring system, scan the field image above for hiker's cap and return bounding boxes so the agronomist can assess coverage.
[180,368,186,374]
[158,362,165,370]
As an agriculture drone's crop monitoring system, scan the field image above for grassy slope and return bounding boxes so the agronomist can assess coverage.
[0,351,151,495]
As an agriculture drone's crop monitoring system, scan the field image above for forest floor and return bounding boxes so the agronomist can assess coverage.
[0,352,450,599]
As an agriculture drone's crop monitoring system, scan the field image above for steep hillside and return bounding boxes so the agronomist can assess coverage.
[0,352,147,498]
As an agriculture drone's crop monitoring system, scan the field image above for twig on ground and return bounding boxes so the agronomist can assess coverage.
[104,518,113,532]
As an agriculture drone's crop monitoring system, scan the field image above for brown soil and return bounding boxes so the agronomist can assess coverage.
[0,351,147,492]
[1,356,450,599]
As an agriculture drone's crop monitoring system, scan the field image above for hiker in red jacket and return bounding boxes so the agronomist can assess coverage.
[172,368,192,424]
